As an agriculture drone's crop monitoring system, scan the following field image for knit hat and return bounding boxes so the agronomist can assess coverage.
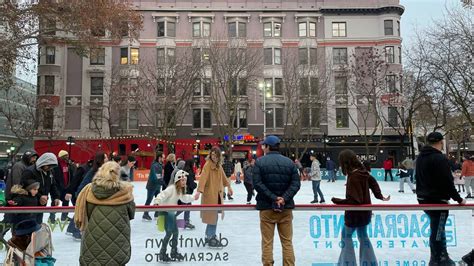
[174,170,189,183]
[58,150,69,158]
[15,219,41,236]
[23,178,40,191]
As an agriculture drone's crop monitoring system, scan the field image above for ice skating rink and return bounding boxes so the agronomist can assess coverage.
[1,180,473,265]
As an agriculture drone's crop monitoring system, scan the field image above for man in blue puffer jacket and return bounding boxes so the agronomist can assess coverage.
[253,135,301,266]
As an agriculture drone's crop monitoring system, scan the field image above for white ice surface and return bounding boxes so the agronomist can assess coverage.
[1,180,472,265]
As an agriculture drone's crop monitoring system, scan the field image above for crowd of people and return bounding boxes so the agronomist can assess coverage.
[0,132,472,265]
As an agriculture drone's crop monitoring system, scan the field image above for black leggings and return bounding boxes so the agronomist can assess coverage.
[244,182,253,202]
[384,170,393,181]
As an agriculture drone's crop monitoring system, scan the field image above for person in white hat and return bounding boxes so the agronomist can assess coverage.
[154,170,194,262]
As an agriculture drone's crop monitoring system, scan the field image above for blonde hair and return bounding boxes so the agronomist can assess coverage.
[166,153,176,163]
[92,161,123,190]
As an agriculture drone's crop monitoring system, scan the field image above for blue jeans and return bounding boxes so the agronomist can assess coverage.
[144,187,160,216]
[338,225,377,265]
[328,170,336,181]
[161,212,178,253]
[312,180,325,202]
[205,224,217,239]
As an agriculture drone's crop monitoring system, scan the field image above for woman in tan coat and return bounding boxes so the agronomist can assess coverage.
[194,147,233,247]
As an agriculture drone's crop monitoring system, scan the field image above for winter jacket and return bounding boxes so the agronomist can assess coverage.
[52,158,75,198]
[222,159,234,177]
[332,169,384,227]
[162,162,175,190]
[383,159,393,170]
[326,160,336,171]
[154,184,194,206]
[197,159,230,224]
[8,185,39,225]
[20,154,60,205]
[76,169,97,197]
[415,146,463,203]
[397,168,410,179]
[77,171,135,266]
[243,164,254,185]
[65,163,91,196]
[169,160,185,187]
[461,159,474,177]
[310,160,322,181]
[146,161,163,191]
[120,165,132,181]
[185,170,197,195]
[253,151,301,210]
[6,161,28,199]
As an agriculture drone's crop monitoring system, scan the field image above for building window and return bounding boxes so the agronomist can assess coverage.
[120,21,129,37]
[263,21,281,38]
[397,21,400,36]
[300,78,309,95]
[388,107,398,127]
[193,109,212,129]
[194,78,211,97]
[89,109,103,129]
[266,108,284,129]
[90,48,105,65]
[298,22,316,37]
[157,21,176,37]
[157,48,175,65]
[44,75,54,94]
[43,108,54,129]
[310,77,319,95]
[274,78,283,96]
[384,20,393,36]
[121,47,139,65]
[398,47,402,64]
[264,77,283,96]
[264,48,281,65]
[336,108,349,128]
[120,109,139,130]
[333,48,347,65]
[230,78,248,96]
[193,22,211,38]
[228,22,247,38]
[46,46,55,64]
[299,48,308,65]
[335,76,348,105]
[386,75,397,93]
[385,46,394,63]
[44,20,56,36]
[232,109,247,128]
[91,77,104,96]
[332,22,346,37]
[302,107,320,128]
[120,48,128,65]
[310,48,317,65]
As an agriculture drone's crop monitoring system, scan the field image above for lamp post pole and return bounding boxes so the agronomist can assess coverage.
[66,136,75,161]
[259,81,271,138]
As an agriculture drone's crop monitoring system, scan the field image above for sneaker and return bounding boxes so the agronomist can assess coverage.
[142,213,152,221]
[246,202,251,205]
[310,200,318,204]
[398,190,404,193]
[72,231,82,241]
[184,222,195,230]
[320,200,326,204]
[48,217,56,224]
[227,196,234,200]
[412,190,416,193]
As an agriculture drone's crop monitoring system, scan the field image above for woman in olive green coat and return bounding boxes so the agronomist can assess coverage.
[75,161,135,266]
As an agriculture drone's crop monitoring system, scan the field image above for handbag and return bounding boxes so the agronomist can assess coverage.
[35,256,56,266]
[3,247,14,266]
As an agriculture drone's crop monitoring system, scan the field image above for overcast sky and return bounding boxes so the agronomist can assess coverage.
[16,0,460,85]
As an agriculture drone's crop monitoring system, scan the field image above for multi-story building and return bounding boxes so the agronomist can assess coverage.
[35,0,405,166]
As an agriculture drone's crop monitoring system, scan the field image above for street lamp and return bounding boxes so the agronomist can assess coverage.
[66,136,75,161]
[258,81,272,137]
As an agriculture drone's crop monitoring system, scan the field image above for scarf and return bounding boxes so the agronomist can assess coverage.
[74,182,134,231]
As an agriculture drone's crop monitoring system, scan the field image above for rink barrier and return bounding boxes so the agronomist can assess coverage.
[0,203,473,213]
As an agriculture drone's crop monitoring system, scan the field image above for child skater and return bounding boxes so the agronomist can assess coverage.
[154,170,194,262]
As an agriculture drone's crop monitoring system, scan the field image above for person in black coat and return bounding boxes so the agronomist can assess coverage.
[8,179,40,229]
[20,153,60,224]
[50,150,76,222]
[252,136,301,266]
[416,132,466,265]
[162,154,176,190]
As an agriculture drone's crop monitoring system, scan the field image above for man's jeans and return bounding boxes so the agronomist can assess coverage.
[312,180,325,202]
[144,187,161,216]
[259,209,295,266]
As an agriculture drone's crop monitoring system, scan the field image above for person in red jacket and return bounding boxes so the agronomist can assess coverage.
[383,157,394,181]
